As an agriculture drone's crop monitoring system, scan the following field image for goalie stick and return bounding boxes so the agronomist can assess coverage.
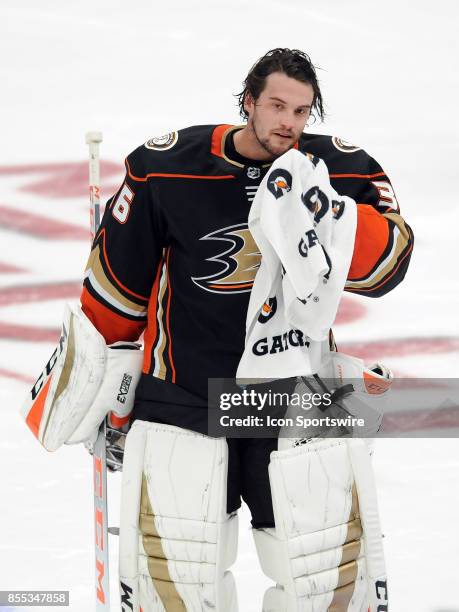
[86,131,111,611]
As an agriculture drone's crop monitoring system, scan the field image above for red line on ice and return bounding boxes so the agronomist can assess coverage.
[0,321,60,342]
[0,368,35,384]
[383,405,459,432]
[0,161,123,199]
[0,205,89,240]
[339,337,459,360]
[335,297,367,325]
[0,281,81,306]
[0,261,26,273]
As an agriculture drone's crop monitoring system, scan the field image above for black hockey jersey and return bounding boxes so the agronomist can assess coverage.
[81,124,413,430]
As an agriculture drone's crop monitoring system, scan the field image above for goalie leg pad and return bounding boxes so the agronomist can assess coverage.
[253,438,387,611]
[119,420,239,612]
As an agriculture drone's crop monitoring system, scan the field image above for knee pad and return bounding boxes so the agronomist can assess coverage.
[119,420,239,612]
[253,438,387,612]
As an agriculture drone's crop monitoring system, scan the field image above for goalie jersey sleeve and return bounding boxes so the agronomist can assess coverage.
[298,134,413,298]
[344,157,413,297]
[81,152,164,345]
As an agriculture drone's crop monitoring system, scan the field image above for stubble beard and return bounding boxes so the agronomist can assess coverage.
[251,116,297,160]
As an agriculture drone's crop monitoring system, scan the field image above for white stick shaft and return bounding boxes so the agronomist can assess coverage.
[86,131,103,239]
[86,131,111,611]
[94,426,111,611]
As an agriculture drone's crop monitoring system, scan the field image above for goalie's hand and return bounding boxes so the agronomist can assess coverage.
[105,419,128,472]
[280,370,388,447]
[84,412,131,472]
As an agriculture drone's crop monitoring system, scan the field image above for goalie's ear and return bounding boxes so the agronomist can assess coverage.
[20,303,143,451]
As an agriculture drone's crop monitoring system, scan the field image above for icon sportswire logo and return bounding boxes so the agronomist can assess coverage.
[191,223,261,294]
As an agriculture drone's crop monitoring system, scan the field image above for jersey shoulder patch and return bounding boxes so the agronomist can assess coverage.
[331,136,361,153]
[129,125,222,178]
[145,131,178,151]
[299,133,376,175]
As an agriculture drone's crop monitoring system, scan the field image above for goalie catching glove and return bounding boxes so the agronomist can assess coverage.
[21,303,143,452]
[280,351,393,444]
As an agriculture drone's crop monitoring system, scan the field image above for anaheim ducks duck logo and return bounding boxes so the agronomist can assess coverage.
[192,223,261,294]
[267,168,293,199]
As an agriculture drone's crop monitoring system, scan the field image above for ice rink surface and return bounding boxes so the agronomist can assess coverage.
[1,0,459,610]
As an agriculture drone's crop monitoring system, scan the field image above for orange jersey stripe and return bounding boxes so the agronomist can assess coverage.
[165,247,176,383]
[348,205,390,280]
[210,124,300,156]
[347,240,413,294]
[98,228,149,301]
[208,282,254,290]
[132,172,236,181]
[210,124,235,157]
[81,287,145,344]
[126,158,235,182]
[329,171,386,180]
[25,376,52,440]
[142,258,164,374]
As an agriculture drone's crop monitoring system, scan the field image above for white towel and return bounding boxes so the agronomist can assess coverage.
[236,149,357,382]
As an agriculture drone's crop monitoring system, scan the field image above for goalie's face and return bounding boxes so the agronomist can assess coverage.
[244,72,314,159]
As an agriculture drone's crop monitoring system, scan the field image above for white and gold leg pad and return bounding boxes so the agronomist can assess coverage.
[253,438,388,612]
[119,420,239,612]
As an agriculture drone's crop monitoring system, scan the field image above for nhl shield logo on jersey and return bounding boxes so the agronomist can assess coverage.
[267,168,293,199]
[247,166,261,179]
[331,136,361,153]
[258,297,277,324]
[145,131,178,151]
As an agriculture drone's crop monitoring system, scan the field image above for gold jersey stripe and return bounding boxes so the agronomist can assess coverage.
[85,244,147,315]
[346,213,411,289]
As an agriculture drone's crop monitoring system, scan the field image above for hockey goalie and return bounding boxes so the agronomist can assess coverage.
[21,47,413,611]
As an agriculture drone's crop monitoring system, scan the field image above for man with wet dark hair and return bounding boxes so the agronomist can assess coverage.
[237,47,325,122]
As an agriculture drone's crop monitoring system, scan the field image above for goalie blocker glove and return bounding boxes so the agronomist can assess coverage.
[21,303,143,452]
